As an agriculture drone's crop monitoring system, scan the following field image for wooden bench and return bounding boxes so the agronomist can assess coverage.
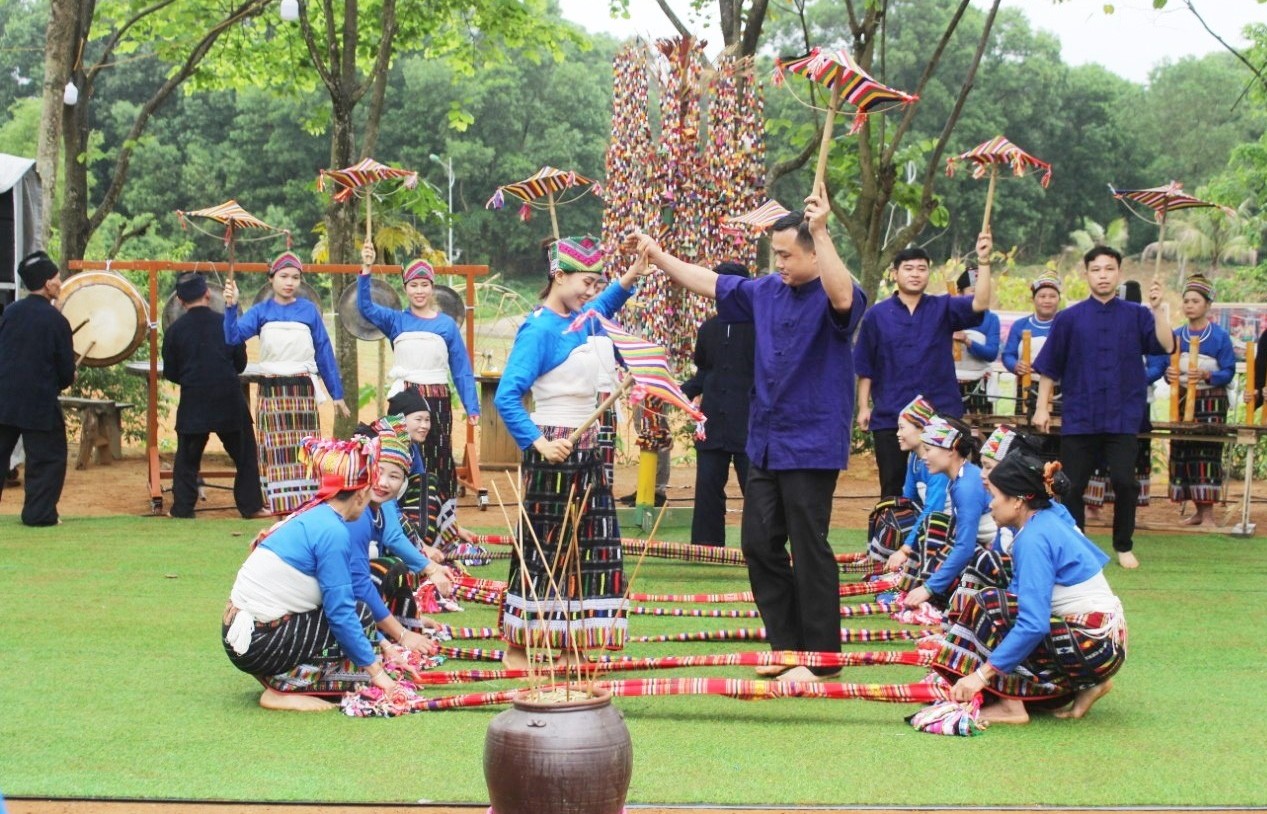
[59,397,134,470]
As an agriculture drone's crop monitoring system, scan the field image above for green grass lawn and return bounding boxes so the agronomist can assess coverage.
[1,516,1264,806]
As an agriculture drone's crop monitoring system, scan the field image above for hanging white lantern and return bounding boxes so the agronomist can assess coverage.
[63,81,78,106]
[279,0,299,21]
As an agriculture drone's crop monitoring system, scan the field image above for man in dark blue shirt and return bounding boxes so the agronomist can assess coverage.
[854,236,993,497]
[624,185,866,682]
[1032,245,1175,569]
[0,251,75,526]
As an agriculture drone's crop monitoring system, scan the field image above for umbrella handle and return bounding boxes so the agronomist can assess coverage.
[981,164,998,234]
[547,190,560,241]
[365,193,373,246]
[812,85,844,194]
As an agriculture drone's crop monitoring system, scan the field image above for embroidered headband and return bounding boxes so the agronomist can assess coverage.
[371,415,412,473]
[299,435,377,498]
[1030,272,1061,295]
[980,424,1017,462]
[269,251,304,277]
[919,417,962,451]
[898,395,937,430]
[1183,274,1215,303]
[549,235,604,275]
[403,259,435,285]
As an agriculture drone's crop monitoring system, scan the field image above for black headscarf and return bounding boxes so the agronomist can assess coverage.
[386,388,431,417]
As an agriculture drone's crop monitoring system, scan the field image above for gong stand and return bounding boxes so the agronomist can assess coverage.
[69,260,489,515]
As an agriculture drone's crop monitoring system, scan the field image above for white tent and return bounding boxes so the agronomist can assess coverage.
[0,153,43,305]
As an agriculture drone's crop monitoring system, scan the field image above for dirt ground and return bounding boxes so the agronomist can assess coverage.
[3,435,1257,536]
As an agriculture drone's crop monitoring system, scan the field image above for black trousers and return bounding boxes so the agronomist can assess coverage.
[741,466,840,672]
[691,448,750,546]
[1060,433,1138,552]
[872,428,906,499]
[171,429,263,518]
[0,420,68,526]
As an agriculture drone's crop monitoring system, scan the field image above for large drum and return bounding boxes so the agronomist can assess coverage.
[57,271,148,367]
[161,280,236,331]
[336,276,402,341]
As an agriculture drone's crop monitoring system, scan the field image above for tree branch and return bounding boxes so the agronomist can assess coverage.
[298,0,338,95]
[356,0,398,152]
[87,0,269,235]
[740,0,770,57]
[654,0,691,39]
[86,0,179,82]
[1184,0,1267,94]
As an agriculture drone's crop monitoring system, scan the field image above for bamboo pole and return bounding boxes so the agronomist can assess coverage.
[568,376,634,444]
[1020,330,1032,392]
[981,164,999,234]
[1183,335,1200,422]
[1169,346,1181,423]
[812,85,844,194]
[547,190,560,241]
[1246,341,1257,424]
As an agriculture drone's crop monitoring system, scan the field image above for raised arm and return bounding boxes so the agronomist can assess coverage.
[623,229,718,300]
[1148,278,1175,354]
[972,231,993,314]
[805,182,857,313]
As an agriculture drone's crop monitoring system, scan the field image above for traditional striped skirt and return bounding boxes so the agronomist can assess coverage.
[867,497,919,562]
[948,544,1013,617]
[501,424,626,652]
[596,394,618,489]
[255,376,319,514]
[403,381,458,516]
[222,600,374,697]
[1169,386,1227,505]
[934,587,1127,700]
[896,511,955,596]
[1083,439,1152,507]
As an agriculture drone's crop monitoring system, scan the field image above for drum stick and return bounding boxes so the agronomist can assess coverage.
[76,337,96,365]
[1183,335,1199,423]
[72,318,91,335]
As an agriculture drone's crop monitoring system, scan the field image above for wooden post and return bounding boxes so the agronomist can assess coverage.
[1169,346,1181,423]
[1183,335,1200,422]
[981,164,999,235]
[812,84,844,194]
[1020,330,1032,392]
[1246,341,1257,424]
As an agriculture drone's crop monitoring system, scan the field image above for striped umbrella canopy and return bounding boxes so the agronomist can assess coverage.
[176,199,284,239]
[1110,181,1226,222]
[318,157,419,203]
[774,47,918,135]
[485,165,598,212]
[721,199,791,234]
[946,136,1052,188]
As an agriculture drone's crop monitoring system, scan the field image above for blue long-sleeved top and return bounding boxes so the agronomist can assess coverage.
[1146,352,1169,384]
[345,499,432,625]
[356,273,479,416]
[901,454,950,550]
[495,281,635,450]
[1173,322,1236,388]
[258,504,375,666]
[1001,314,1056,373]
[223,297,344,400]
[988,508,1111,674]
[964,310,1000,363]
[924,461,991,596]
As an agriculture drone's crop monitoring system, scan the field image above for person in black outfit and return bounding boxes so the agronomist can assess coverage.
[162,272,265,518]
[681,261,755,546]
[0,251,75,526]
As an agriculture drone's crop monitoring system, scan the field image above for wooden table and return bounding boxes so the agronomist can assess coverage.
[59,397,133,469]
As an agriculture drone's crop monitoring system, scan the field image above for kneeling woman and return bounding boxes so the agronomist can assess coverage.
[223,437,406,711]
[868,395,949,565]
[493,235,647,668]
[941,451,1127,724]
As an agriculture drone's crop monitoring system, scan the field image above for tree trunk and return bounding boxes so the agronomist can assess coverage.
[328,104,359,438]
[38,0,93,258]
[59,71,92,269]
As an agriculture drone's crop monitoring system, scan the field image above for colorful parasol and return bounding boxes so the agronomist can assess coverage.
[775,47,918,190]
[1110,181,1232,277]
[318,157,419,242]
[175,199,288,280]
[485,165,600,239]
[946,136,1052,233]
[721,199,791,235]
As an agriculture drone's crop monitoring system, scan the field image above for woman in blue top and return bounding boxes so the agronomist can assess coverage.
[1166,274,1237,525]
[493,235,647,669]
[897,416,996,609]
[224,252,348,514]
[223,436,402,712]
[357,243,479,530]
[940,450,1127,724]
[867,395,949,564]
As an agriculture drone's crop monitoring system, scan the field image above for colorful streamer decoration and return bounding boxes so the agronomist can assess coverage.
[721,199,792,235]
[774,46,918,135]
[946,136,1052,188]
[317,157,419,203]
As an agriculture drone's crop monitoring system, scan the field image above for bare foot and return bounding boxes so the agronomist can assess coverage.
[502,645,530,670]
[776,666,822,683]
[1117,550,1140,569]
[258,688,335,712]
[1180,513,1205,526]
[1053,680,1113,719]
[755,663,792,678]
[979,697,1029,725]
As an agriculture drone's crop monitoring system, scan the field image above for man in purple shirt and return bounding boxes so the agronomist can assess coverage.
[854,235,993,498]
[1032,245,1175,569]
[624,185,866,682]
